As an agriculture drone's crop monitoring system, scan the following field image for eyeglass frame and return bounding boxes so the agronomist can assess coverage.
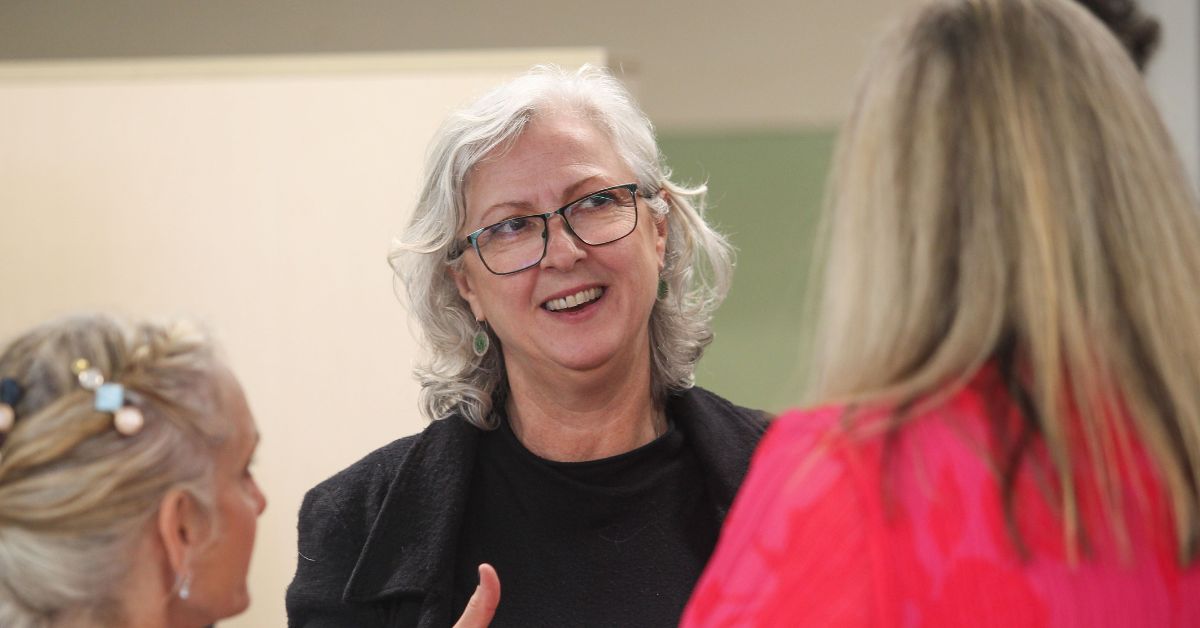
[448,183,645,276]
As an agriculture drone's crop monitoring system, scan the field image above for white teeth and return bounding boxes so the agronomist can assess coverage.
[545,287,603,312]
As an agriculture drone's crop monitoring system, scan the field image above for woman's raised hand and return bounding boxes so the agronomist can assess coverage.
[452,563,501,628]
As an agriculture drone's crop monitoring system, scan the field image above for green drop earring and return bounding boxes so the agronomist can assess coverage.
[657,276,669,300]
[472,322,490,357]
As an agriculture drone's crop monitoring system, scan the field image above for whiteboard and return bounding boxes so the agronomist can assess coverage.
[0,48,605,628]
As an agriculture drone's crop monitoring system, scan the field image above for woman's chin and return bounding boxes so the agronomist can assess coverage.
[541,337,643,375]
[210,589,252,623]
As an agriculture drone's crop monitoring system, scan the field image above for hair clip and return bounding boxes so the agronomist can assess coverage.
[0,377,23,434]
[72,359,145,436]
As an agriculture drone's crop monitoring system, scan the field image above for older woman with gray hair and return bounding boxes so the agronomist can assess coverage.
[286,65,767,627]
[0,315,265,628]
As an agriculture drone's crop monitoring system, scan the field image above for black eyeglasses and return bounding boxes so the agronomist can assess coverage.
[450,183,642,275]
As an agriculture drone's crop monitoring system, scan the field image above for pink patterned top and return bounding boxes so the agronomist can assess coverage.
[683,369,1200,627]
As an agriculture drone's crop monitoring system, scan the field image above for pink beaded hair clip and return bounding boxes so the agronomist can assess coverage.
[72,359,145,436]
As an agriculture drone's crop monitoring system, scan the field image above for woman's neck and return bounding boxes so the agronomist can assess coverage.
[504,357,666,462]
[51,602,164,628]
[52,535,188,628]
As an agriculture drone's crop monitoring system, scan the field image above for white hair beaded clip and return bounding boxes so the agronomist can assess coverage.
[71,358,145,436]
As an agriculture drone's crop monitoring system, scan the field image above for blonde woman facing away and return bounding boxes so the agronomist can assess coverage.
[684,0,1200,625]
[0,315,266,628]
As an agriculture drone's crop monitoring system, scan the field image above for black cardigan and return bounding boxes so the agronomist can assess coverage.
[285,386,768,628]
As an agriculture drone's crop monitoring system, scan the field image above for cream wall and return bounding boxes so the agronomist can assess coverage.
[1142,0,1200,190]
[0,48,603,628]
[2,0,1193,186]
[0,0,925,130]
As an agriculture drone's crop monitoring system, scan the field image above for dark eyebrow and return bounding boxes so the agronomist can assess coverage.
[560,176,608,203]
[481,176,612,220]
[474,175,617,229]
[474,200,540,231]
[480,199,535,223]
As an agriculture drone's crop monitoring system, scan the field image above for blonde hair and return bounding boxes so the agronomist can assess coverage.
[810,0,1200,562]
[390,64,734,428]
[0,315,228,627]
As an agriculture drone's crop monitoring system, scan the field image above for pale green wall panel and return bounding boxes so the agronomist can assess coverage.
[659,130,836,413]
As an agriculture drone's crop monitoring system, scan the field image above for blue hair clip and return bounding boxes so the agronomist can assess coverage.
[0,377,23,435]
[72,359,145,436]
[94,383,125,412]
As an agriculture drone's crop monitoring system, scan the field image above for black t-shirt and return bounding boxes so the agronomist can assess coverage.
[451,416,722,627]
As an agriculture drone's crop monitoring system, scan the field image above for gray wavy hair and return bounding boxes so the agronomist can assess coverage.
[389,64,734,429]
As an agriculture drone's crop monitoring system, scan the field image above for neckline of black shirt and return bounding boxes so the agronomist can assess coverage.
[495,409,684,490]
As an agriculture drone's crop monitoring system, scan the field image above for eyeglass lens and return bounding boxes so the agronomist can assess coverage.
[474,185,638,274]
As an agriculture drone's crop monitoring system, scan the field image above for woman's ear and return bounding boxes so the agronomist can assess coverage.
[654,191,670,271]
[157,488,210,577]
[448,265,486,322]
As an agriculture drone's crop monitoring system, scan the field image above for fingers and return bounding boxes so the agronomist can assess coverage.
[452,563,501,628]
[476,563,500,603]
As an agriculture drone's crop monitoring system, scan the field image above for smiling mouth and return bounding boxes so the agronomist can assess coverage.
[543,287,605,312]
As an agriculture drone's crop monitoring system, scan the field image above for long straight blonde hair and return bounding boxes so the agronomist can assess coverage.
[810,0,1200,562]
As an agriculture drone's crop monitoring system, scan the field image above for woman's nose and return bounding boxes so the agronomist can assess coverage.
[539,214,586,270]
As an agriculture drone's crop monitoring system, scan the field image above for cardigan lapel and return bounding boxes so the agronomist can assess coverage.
[334,387,765,624]
[342,416,481,624]
[667,387,769,521]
